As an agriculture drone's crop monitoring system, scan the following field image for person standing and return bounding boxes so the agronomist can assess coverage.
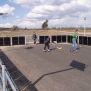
[32,33,37,44]
[71,29,78,51]
[43,36,50,52]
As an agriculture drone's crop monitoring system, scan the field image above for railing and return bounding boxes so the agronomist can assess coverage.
[0,59,19,91]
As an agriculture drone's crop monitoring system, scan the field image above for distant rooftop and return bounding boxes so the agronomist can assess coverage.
[0,28,91,37]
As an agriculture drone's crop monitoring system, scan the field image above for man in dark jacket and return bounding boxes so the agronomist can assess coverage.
[32,33,37,44]
[43,36,50,52]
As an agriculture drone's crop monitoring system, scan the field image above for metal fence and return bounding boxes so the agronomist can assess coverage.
[0,59,19,91]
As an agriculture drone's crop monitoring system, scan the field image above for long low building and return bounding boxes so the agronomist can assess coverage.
[0,29,91,46]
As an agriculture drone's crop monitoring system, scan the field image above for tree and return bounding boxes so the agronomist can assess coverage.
[42,20,48,29]
[12,25,18,31]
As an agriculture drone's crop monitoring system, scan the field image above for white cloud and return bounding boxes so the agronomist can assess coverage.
[27,5,59,20]
[9,0,40,5]
[26,0,90,20]
[17,19,43,28]
[10,0,91,7]
[77,0,91,6]
[16,16,45,29]
[11,0,31,4]
[8,0,91,28]
[9,0,71,5]
[0,4,15,15]
[0,23,13,28]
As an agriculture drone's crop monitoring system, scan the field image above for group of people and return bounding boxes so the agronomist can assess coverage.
[32,33,50,51]
[32,29,79,52]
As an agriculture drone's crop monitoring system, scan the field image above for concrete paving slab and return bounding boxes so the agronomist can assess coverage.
[1,44,91,91]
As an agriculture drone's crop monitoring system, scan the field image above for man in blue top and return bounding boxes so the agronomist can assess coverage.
[71,29,78,51]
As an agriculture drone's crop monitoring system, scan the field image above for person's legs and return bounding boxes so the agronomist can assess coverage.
[70,40,79,53]
[48,43,50,49]
[34,39,36,44]
[74,41,78,49]
[72,40,75,50]
[47,43,50,51]
[73,40,78,50]
[44,43,47,51]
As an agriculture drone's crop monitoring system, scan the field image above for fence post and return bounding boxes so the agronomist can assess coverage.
[25,36,27,45]
[2,65,6,91]
[10,37,12,46]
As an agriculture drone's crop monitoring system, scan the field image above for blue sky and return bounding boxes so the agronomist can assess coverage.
[0,0,91,28]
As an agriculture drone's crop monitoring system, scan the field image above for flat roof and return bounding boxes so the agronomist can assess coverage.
[0,29,91,37]
[1,44,91,91]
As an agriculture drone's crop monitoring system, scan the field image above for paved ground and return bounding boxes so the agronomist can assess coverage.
[1,44,91,91]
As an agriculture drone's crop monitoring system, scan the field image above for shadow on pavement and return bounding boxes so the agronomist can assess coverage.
[25,46,34,49]
[32,67,74,86]
[32,60,86,86]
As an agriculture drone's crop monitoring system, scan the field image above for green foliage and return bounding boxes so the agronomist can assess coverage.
[12,25,18,30]
[42,20,48,29]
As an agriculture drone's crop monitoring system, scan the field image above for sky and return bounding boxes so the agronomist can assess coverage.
[0,0,91,28]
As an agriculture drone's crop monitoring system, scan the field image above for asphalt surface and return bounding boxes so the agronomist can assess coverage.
[1,44,91,91]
